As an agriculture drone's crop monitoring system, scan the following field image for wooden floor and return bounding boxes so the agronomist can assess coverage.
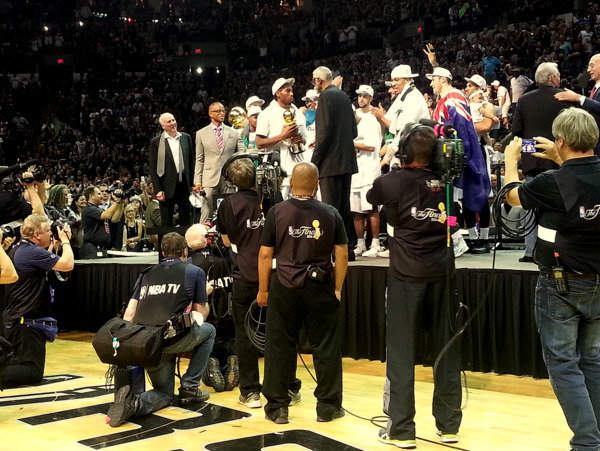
[0,333,573,451]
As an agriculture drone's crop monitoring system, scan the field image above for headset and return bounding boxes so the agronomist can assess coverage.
[396,123,436,166]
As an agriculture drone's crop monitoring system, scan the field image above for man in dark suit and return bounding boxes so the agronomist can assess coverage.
[311,66,358,253]
[148,112,195,226]
[512,62,571,262]
[555,53,600,154]
[193,102,246,223]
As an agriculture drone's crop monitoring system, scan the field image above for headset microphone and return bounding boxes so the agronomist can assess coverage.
[418,119,455,137]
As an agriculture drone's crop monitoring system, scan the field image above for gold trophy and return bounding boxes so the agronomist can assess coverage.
[228,106,247,130]
[282,107,304,154]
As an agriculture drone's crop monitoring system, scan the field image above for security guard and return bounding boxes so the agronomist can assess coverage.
[257,162,348,424]
[367,125,462,448]
[106,232,216,428]
[505,108,600,451]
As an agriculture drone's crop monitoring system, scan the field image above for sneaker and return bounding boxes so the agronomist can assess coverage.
[519,255,535,263]
[453,235,469,258]
[265,406,289,424]
[362,245,382,258]
[378,428,416,448]
[378,248,390,258]
[203,357,225,392]
[106,385,136,428]
[316,407,345,422]
[178,386,210,404]
[354,243,368,256]
[239,392,262,409]
[288,389,301,406]
[436,431,459,443]
[223,355,239,391]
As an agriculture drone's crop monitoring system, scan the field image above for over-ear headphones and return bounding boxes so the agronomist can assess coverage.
[221,152,256,182]
[396,123,429,165]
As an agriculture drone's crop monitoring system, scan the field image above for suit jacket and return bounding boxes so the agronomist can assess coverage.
[194,123,246,188]
[582,87,600,155]
[311,84,358,177]
[511,85,570,175]
[148,132,194,198]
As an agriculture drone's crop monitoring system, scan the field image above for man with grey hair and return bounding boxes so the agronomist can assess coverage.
[511,62,571,262]
[504,108,600,451]
[149,112,195,226]
[311,66,358,256]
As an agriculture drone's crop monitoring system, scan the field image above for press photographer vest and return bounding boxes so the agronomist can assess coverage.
[273,198,335,288]
[228,191,263,285]
[132,261,190,327]
[536,165,600,273]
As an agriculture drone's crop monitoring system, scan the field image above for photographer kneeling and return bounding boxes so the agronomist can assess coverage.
[106,232,216,428]
[2,214,73,387]
[367,124,462,447]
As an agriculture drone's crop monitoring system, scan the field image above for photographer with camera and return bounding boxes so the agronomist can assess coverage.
[367,125,462,448]
[505,108,600,451]
[80,185,124,259]
[107,232,215,428]
[0,168,45,223]
[1,214,73,388]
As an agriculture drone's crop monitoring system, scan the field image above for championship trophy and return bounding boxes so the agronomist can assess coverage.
[228,106,247,130]
[282,107,304,154]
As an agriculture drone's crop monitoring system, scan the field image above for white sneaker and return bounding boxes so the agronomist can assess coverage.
[354,243,368,256]
[362,245,382,258]
[239,392,262,408]
[378,248,389,258]
[453,236,469,258]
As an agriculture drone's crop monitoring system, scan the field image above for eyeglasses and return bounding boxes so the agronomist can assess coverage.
[210,109,226,114]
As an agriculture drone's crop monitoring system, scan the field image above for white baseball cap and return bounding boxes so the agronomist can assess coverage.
[271,77,295,95]
[247,105,262,117]
[491,80,501,87]
[355,85,374,97]
[391,64,419,79]
[465,74,487,90]
[302,89,319,102]
[426,67,453,80]
[245,95,265,109]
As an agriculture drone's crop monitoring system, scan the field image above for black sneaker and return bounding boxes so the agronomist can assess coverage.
[223,355,239,391]
[203,357,225,392]
[519,255,535,263]
[470,240,487,254]
[317,407,345,422]
[107,385,136,427]
[265,406,289,424]
[178,387,210,404]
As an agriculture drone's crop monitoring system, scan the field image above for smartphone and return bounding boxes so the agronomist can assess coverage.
[521,140,536,153]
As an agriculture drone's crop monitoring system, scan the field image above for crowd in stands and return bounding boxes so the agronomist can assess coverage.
[0,0,598,256]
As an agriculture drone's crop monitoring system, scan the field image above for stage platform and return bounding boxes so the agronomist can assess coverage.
[50,248,547,379]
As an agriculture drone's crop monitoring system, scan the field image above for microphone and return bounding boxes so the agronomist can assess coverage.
[418,119,455,137]
[0,160,41,179]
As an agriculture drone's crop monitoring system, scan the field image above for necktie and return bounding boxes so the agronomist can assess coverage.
[178,139,184,182]
[591,87,597,99]
[215,127,223,151]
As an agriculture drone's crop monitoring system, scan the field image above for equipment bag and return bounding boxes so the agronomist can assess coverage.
[92,317,166,368]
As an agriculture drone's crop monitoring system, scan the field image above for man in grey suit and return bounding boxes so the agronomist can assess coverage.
[193,102,246,223]
[148,112,195,226]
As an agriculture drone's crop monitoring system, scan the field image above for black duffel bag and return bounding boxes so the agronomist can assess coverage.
[92,317,166,368]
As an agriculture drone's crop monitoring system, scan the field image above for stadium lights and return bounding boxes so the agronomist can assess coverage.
[196,67,203,74]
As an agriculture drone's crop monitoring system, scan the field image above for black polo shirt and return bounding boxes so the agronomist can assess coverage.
[82,203,112,248]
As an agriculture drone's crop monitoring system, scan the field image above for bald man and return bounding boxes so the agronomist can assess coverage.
[258,162,348,425]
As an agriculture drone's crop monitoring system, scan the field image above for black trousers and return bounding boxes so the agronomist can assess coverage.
[2,323,46,387]
[262,274,341,419]
[231,283,262,396]
[319,173,357,247]
[384,276,463,440]
[159,180,191,226]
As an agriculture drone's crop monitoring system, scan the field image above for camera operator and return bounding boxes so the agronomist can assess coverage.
[0,229,18,284]
[185,224,238,394]
[1,214,73,387]
[258,162,348,424]
[216,157,301,409]
[107,232,216,428]
[0,169,45,222]
[80,185,124,259]
[367,125,462,448]
[505,108,600,451]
